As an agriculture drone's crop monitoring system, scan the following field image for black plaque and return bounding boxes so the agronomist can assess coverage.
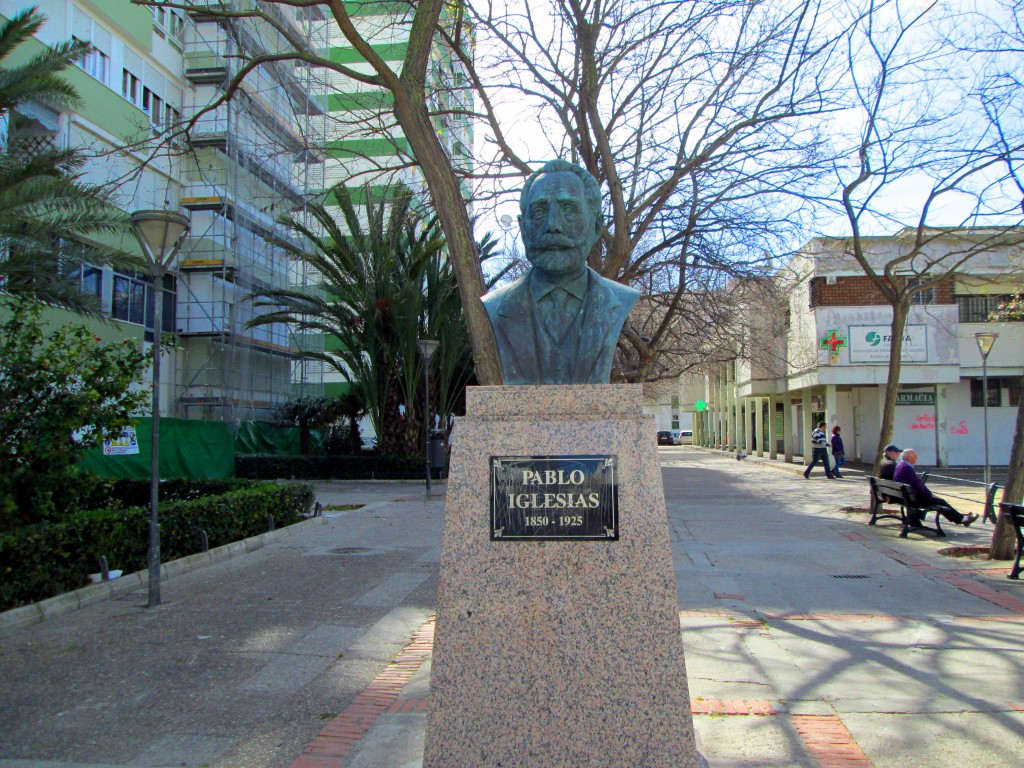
[490,455,618,541]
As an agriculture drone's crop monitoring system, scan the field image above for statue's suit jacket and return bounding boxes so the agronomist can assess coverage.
[482,267,641,385]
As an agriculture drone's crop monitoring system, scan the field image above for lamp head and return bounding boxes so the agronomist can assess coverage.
[131,210,191,274]
[973,331,999,360]
[417,338,440,363]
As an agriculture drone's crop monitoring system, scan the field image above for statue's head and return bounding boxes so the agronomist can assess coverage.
[519,159,602,279]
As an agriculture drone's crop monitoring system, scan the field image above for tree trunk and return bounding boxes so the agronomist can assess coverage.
[990,391,1024,559]
[873,302,910,475]
[403,392,422,457]
[327,0,502,385]
[379,378,406,456]
[392,85,501,385]
[348,415,361,455]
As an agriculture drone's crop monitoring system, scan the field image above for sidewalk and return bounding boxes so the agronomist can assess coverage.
[2,458,1023,767]
[0,481,443,768]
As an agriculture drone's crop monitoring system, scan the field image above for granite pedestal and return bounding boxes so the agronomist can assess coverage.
[423,385,698,768]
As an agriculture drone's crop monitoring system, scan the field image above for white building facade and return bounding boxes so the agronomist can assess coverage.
[693,231,1024,467]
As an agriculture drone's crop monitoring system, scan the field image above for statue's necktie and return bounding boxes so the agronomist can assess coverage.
[543,289,578,340]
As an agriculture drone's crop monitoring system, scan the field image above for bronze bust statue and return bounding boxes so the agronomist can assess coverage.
[482,160,640,385]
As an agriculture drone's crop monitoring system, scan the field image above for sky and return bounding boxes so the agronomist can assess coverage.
[464,0,1022,268]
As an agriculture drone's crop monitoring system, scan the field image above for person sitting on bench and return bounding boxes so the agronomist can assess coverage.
[893,448,978,527]
[879,444,901,480]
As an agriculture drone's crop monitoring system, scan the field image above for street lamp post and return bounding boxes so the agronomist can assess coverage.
[417,339,440,497]
[974,331,999,492]
[131,210,190,608]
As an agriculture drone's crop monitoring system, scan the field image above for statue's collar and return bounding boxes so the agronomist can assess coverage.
[529,267,589,302]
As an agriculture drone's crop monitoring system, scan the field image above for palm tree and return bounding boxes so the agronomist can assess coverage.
[0,8,138,316]
[249,184,456,455]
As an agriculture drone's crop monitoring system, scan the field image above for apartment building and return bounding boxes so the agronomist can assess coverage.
[693,229,1024,467]
[316,3,475,400]
[176,0,327,420]
[7,1,474,425]
[3,0,327,422]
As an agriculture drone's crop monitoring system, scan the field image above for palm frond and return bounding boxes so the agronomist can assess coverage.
[0,9,84,114]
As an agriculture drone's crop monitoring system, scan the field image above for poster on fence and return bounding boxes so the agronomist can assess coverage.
[103,427,139,456]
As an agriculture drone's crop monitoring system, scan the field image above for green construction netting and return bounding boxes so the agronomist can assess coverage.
[78,418,236,480]
[234,421,305,456]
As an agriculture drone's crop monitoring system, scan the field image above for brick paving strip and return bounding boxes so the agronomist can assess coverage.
[879,548,1024,614]
[690,698,778,715]
[288,614,790,766]
[292,600,1024,767]
[791,714,875,768]
[289,619,435,768]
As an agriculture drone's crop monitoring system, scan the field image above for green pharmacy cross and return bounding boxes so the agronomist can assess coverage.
[695,399,708,412]
[819,329,848,354]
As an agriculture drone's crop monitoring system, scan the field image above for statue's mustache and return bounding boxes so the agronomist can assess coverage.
[532,235,577,250]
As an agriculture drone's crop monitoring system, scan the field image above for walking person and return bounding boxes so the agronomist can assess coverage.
[893,448,979,527]
[804,421,835,479]
[831,425,846,478]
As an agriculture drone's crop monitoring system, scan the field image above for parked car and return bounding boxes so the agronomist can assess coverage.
[678,430,693,445]
[656,430,676,446]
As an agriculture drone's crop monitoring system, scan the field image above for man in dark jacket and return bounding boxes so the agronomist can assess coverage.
[893,448,978,526]
[878,444,901,480]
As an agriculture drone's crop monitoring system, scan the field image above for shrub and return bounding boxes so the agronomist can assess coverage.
[73,476,264,510]
[0,481,313,611]
[319,421,361,456]
[236,453,427,480]
[0,300,152,531]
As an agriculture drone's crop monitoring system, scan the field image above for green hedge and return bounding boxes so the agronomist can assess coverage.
[236,454,430,480]
[75,477,265,511]
[0,482,314,611]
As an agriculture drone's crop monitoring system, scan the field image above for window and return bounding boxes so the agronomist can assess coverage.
[164,104,180,128]
[1009,378,1022,408]
[112,274,150,326]
[81,265,102,299]
[153,6,185,44]
[72,8,111,85]
[907,278,934,305]
[152,93,164,127]
[957,294,1016,323]
[142,88,165,128]
[970,378,1002,408]
[122,70,141,105]
[74,37,109,83]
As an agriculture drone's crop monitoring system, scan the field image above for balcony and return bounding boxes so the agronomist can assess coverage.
[183,49,228,84]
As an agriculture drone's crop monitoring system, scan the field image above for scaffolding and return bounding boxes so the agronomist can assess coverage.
[175,1,328,422]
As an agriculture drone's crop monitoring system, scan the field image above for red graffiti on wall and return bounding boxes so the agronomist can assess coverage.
[950,420,969,435]
[909,414,936,430]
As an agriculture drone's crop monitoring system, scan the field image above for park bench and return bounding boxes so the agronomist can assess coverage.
[867,472,928,525]
[1000,502,1024,580]
[868,476,945,539]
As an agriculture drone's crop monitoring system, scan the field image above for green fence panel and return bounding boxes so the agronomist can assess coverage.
[234,421,305,456]
[78,418,236,480]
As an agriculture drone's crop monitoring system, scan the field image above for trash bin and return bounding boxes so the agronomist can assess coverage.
[429,431,447,470]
